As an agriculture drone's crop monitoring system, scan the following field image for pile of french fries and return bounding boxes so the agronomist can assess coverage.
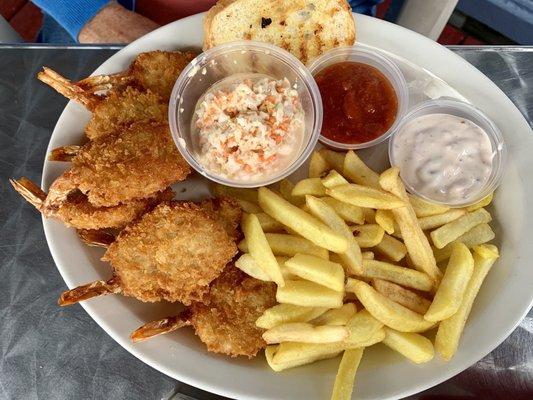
[217,148,499,400]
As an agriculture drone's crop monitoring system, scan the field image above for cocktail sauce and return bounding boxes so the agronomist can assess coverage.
[314,62,398,144]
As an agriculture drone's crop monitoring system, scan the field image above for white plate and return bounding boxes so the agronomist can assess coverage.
[41,13,533,400]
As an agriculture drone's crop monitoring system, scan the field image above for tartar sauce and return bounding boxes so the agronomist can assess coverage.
[392,113,494,203]
[192,73,304,181]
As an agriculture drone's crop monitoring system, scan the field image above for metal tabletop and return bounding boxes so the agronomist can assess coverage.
[0,45,532,400]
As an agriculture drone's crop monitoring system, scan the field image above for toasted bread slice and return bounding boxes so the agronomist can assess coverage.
[203,0,355,65]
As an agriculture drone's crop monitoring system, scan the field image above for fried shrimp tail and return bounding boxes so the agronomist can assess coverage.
[77,229,117,247]
[58,277,122,306]
[131,310,193,343]
[10,177,47,210]
[77,72,132,93]
[49,145,82,162]
[37,67,101,110]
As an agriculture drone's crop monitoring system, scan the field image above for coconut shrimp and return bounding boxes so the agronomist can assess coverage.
[130,265,277,358]
[58,201,238,306]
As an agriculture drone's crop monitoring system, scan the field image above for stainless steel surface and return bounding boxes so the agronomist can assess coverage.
[0,45,531,400]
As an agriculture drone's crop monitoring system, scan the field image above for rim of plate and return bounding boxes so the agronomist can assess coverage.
[41,12,533,400]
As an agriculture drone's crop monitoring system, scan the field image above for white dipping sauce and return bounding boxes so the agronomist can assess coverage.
[393,113,494,203]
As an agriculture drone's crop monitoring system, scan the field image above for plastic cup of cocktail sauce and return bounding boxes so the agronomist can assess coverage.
[168,41,323,188]
[308,45,409,150]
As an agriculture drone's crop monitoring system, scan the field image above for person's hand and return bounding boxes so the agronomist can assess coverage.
[79,1,159,43]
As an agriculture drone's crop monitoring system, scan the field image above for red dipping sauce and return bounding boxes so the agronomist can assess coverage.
[314,62,398,145]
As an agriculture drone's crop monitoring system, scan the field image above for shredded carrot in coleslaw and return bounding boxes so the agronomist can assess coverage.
[194,75,304,180]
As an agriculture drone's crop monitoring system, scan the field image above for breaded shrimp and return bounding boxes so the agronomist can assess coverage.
[131,266,277,358]
[85,87,168,141]
[59,201,238,305]
[199,197,242,241]
[78,50,198,101]
[10,177,174,230]
[61,122,189,207]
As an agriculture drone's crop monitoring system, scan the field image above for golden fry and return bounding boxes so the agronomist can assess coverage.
[331,348,364,400]
[343,150,380,188]
[373,233,407,262]
[430,208,492,249]
[326,184,405,209]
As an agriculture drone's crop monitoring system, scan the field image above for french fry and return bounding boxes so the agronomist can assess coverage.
[344,309,384,346]
[264,345,283,371]
[256,304,328,329]
[362,251,375,260]
[424,243,474,322]
[252,212,285,232]
[308,151,329,178]
[435,245,499,360]
[343,150,380,188]
[472,243,499,259]
[258,188,348,253]
[373,233,407,262]
[430,208,492,249]
[346,279,435,332]
[235,253,271,281]
[382,327,434,364]
[239,233,329,259]
[322,197,364,225]
[351,224,385,248]
[213,184,258,204]
[277,280,344,308]
[360,260,433,291]
[379,167,442,284]
[417,209,467,231]
[321,170,349,188]
[363,208,376,224]
[326,184,405,209]
[319,149,345,172]
[432,223,495,262]
[306,196,363,275]
[236,199,262,213]
[375,209,395,234]
[292,178,327,197]
[285,254,345,292]
[310,303,357,326]
[466,192,493,212]
[331,348,364,400]
[279,179,305,206]
[277,256,300,280]
[356,327,386,347]
[242,214,284,286]
[272,341,344,369]
[372,279,431,314]
[263,322,349,344]
[408,195,450,217]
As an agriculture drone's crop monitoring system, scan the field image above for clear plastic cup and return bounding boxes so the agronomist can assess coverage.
[308,45,409,150]
[168,41,323,188]
[389,98,507,207]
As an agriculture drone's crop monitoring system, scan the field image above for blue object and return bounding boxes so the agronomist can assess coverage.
[349,0,383,16]
[457,0,533,44]
[32,0,110,40]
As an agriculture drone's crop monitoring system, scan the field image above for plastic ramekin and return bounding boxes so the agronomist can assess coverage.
[168,41,323,188]
[308,45,409,150]
[389,98,507,207]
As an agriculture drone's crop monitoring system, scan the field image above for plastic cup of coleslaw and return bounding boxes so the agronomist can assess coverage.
[168,41,323,188]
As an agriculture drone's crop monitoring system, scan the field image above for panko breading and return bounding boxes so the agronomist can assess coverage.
[10,177,174,230]
[75,50,198,101]
[130,266,277,358]
[101,201,238,304]
[126,51,198,100]
[85,87,168,141]
[199,197,242,240]
[71,122,190,207]
[190,266,277,357]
